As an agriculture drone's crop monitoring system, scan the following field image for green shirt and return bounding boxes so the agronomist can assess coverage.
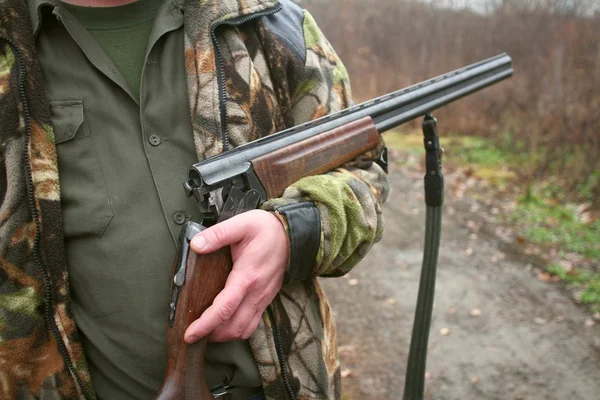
[29,0,261,398]
[62,0,163,98]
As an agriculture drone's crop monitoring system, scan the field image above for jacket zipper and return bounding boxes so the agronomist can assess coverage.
[210,3,283,151]
[0,37,92,400]
[210,5,294,398]
[268,307,296,400]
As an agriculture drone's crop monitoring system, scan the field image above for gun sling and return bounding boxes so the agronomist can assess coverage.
[403,115,444,400]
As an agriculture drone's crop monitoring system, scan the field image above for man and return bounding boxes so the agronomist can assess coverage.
[0,0,389,398]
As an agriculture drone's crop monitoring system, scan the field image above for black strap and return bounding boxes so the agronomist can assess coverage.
[403,115,444,400]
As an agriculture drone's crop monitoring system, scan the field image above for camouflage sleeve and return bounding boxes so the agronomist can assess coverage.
[261,8,390,281]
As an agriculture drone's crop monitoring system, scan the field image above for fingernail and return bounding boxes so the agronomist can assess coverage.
[186,335,197,343]
[192,235,206,250]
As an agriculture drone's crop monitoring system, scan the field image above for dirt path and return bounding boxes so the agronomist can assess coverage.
[320,162,600,400]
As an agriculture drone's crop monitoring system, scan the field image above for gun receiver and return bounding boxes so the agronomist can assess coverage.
[157,53,513,399]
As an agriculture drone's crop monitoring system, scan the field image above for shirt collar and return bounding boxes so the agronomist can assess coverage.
[28,0,57,36]
[27,0,280,36]
[27,0,186,37]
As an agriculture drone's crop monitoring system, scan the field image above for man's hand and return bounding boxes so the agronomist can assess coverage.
[184,210,289,344]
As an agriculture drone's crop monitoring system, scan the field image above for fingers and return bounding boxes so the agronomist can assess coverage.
[190,214,251,254]
[207,296,264,343]
[184,266,281,344]
[184,210,289,343]
[206,276,281,342]
[184,269,249,343]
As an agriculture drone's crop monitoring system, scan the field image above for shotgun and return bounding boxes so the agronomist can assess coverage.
[155,53,513,399]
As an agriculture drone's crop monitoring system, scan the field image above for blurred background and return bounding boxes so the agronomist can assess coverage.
[304,0,599,204]
[299,1,600,398]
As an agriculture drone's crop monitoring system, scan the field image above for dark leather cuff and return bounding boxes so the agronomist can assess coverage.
[277,202,321,285]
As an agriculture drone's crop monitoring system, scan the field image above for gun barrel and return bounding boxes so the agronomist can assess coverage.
[372,54,512,131]
[302,53,512,133]
[189,53,512,188]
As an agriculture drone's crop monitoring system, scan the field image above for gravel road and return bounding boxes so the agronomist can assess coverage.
[319,162,600,400]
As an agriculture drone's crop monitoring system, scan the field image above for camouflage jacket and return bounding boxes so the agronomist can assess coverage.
[0,0,389,398]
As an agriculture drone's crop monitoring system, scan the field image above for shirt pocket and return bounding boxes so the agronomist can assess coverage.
[50,100,113,238]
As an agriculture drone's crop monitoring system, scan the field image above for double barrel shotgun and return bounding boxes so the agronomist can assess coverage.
[155,53,513,400]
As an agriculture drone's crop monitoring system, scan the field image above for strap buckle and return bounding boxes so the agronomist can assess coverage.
[422,114,444,207]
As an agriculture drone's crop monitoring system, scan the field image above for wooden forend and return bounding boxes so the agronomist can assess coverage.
[251,117,380,198]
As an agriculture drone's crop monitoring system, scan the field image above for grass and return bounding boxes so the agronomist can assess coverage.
[513,186,600,260]
[384,129,600,312]
[547,264,600,312]
[383,130,524,187]
[516,185,600,311]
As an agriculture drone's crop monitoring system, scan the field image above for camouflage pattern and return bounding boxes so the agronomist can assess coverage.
[183,0,282,159]
[0,0,388,398]
[1,0,95,398]
[250,7,388,398]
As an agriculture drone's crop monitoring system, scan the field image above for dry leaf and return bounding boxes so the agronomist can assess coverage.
[525,245,538,255]
[585,318,596,328]
[470,308,482,317]
[537,272,552,282]
[525,264,533,271]
[515,235,527,245]
[466,220,480,231]
[560,260,574,272]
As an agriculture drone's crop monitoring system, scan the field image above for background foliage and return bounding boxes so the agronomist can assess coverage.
[303,0,600,208]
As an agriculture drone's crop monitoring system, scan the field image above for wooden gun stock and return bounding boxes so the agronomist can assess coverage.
[156,223,232,400]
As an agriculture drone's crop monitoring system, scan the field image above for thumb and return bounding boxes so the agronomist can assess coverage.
[190,216,247,254]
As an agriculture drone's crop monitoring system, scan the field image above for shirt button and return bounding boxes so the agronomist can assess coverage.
[149,134,161,146]
[173,212,186,225]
